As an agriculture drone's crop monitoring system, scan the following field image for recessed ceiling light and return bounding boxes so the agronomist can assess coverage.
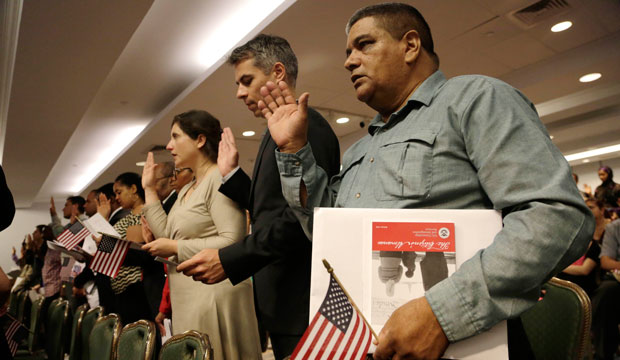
[565,143,620,162]
[242,131,255,137]
[549,135,554,140]
[582,159,590,163]
[551,21,572,33]
[136,161,146,166]
[336,117,350,124]
[579,73,602,83]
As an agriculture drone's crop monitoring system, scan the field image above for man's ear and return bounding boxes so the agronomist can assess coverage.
[403,29,422,64]
[272,62,287,83]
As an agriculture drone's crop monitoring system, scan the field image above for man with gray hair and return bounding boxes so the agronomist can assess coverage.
[259,2,593,359]
[176,34,340,358]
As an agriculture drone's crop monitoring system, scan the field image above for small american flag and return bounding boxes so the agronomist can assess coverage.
[291,274,373,359]
[3,317,27,356]
[56,221,91,250]
[89,235,130,278]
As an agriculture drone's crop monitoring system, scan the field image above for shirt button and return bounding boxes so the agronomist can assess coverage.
[369,157,374,163]
[355,193,361,198]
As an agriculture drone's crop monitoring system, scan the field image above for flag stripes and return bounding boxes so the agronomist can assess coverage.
[89,235,131,278]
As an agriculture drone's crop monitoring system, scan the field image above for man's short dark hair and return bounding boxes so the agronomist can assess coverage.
[96,183,115,202]
[67,195,85,213]
[158,162,175,178]
[228,34,299,87]
[346,2,439,66]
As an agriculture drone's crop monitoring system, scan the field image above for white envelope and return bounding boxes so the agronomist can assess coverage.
[311,207,507,359]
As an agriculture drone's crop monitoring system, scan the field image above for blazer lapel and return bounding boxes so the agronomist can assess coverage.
[249,130,272,212]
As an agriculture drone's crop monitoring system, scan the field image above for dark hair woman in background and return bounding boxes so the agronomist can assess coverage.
[97,172,164,327]
[595,166,620,209]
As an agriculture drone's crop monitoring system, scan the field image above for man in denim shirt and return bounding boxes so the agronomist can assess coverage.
[259,3,594,359]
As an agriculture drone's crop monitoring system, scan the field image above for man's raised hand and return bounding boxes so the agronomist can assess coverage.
[258,81,308,153]
[217,128,239,177]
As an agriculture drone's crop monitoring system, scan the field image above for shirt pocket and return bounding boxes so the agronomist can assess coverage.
[334,151,366,198]
[373,130,437,201]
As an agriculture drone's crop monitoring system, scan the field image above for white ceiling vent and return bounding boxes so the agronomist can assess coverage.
[508,0,572,29]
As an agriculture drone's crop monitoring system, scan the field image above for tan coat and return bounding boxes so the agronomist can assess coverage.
[144,168,261,360]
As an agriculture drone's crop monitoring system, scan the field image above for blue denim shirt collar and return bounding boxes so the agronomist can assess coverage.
[368,70,447,135]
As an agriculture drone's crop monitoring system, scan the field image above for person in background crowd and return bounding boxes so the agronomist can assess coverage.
[73,183,131,312]
[557,198,607,296]
[593,218,620,359]
[595,166,620,209]
[49,195,86,238]
[96,172,164,326]
[33,224,62,328]
[84,189,99,217]
[142,110,261,359]
[572,173,593,201]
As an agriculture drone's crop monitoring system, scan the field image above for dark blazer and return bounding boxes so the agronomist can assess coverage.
[161,191,177,215]
[219,108,340,335]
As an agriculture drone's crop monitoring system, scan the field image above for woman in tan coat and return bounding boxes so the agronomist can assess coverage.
[141,110,261,360]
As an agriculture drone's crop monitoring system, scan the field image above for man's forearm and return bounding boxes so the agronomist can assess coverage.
[601,256,620,271]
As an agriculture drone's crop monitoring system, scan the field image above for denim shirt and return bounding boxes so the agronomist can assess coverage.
[275,70,593,342]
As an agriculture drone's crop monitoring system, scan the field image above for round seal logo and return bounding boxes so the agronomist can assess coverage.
[438,227,450,239]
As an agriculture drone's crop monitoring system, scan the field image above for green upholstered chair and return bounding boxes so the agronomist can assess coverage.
[8,290,20,316]
[521,277,592,360]
[68,304,89,360]
[158,330,213,360]
[116,320,156,360]
[80,306,104,360]
[44,299,70,360]
[16,290,31,323]
[88,314,122,360]
[16,297,45,355]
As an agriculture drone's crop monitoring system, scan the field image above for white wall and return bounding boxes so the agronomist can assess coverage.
[0,201,61,274]
[571,157,620,195]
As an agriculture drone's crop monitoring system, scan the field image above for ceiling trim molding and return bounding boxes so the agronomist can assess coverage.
[0,0,23,164]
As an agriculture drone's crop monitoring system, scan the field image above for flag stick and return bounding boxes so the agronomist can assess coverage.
[4,313,36,334]
[322,259,378,341]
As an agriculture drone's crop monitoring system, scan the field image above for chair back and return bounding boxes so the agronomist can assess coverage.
[8,290,20,316]
[45,298,70,360]
[116,320,156,360]
[80,306,104,360]
[17,290,31,323]
[89,314,122,360]
[158,330,213,360]
[68,303,89,360]
[521,277,592,360]
[24,297,45,353]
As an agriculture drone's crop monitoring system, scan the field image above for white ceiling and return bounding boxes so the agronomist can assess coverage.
[3,0,620,208]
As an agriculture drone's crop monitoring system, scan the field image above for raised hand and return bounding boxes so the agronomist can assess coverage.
[50,196,57,217]
[97,193,112,220]
[258,81,309,153]
[217,127,239,177]
[142,152,159,190]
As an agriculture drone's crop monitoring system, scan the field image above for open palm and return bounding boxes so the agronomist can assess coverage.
[258,81,308,153]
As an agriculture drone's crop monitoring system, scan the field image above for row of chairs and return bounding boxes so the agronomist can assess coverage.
[8,293,213,360]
